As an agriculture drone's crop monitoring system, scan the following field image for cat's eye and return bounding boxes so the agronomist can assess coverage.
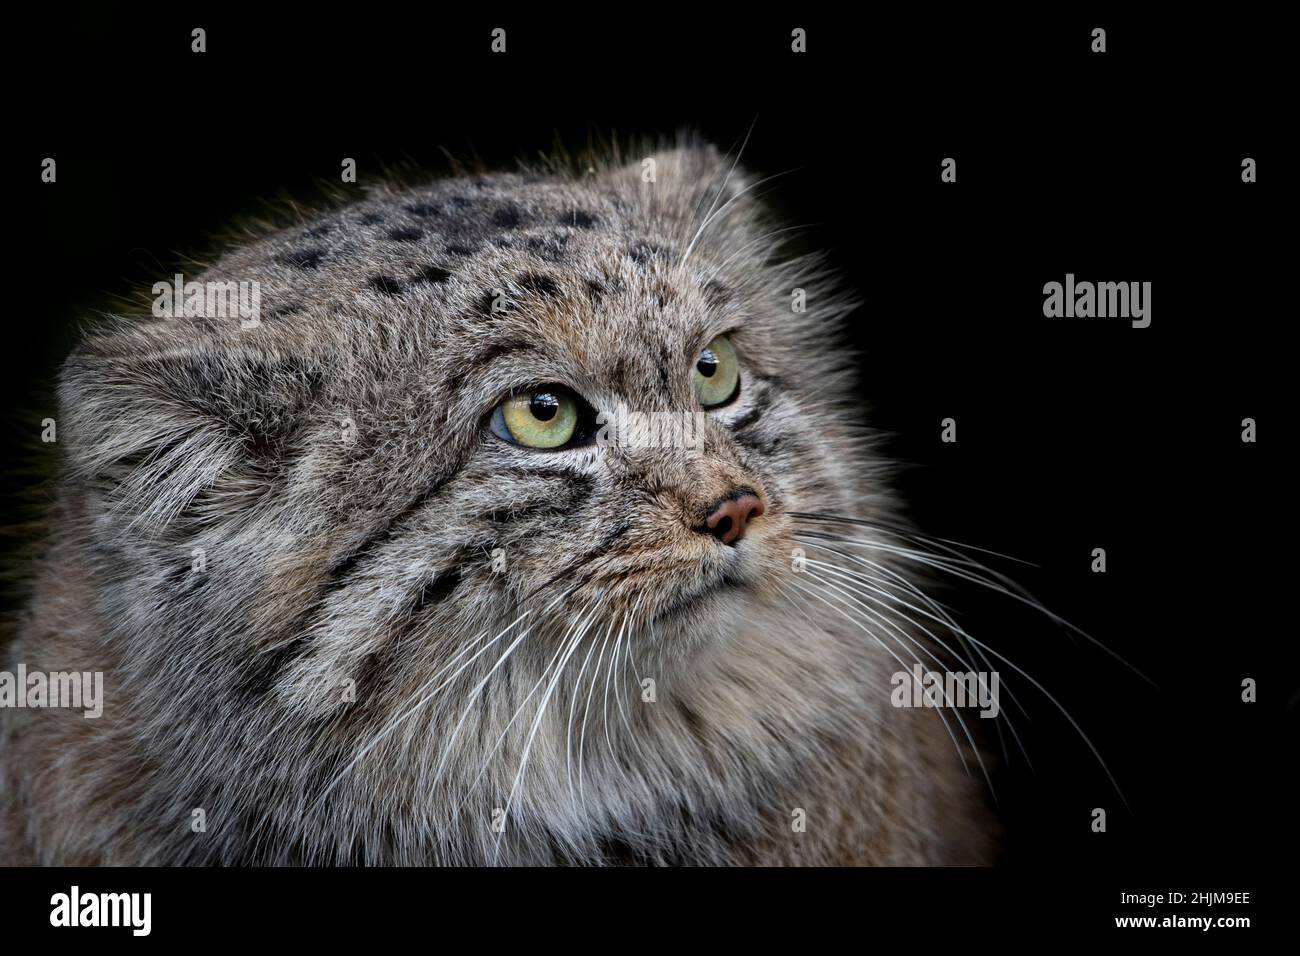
[693,334,740,408]
[491,387,582,449]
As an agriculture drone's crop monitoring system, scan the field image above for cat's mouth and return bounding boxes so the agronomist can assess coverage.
[651,511,785,627]
[654,571,747,623]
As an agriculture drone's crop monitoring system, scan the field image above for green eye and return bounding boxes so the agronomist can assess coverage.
[492,388,579,448]
[693,335,740,408]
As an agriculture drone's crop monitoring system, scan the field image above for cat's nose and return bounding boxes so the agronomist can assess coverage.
[701,491,765,546]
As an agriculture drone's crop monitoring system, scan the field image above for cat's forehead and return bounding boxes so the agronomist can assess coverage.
[440,245,730,404]
[201,169,733,340]
[201,171,743,375]
[220,174,670,313]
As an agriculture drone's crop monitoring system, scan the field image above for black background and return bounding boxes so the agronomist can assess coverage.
[4,1,1291,904]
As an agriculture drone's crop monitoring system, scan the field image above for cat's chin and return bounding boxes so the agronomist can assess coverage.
[655,571,747,624]
[650,525,787,646]
[649,566,768,650]
[651,595,751,651]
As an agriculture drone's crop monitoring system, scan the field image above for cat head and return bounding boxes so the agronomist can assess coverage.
[54,142,886,859]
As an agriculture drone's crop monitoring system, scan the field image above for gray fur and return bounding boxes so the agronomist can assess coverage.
[0,142,991,865]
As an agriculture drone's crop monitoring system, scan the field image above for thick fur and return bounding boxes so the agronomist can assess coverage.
[0,143,992,864]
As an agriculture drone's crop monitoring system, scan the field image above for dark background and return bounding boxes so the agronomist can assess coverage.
[6,5,1291,885]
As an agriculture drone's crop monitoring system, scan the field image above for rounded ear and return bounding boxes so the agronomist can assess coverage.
[58,325,323,537]
[602,141,763,259]
[608,142,753,197]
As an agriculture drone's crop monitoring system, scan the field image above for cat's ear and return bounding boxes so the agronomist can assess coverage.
[606,142,761,246]
[613,142,755,203]
[58,324,323,535]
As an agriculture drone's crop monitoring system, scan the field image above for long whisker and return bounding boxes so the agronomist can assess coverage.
[679,117,757,268]
[784,573,975,784]
[791,521,1130,805]
[680,169,801,270]
[807,558,1010,704]
[454,599,595,822]
[576,616,616,813]
[565,615,612,808]
[701,223,818,283]
[801,556,1028,774]
[313,607,532,809]
[795,539,1033,766]
[790,514,1156,688]
[795,570,995,797]
[601,612,626,768]
[494,605,600,861]
[613,594,644,747]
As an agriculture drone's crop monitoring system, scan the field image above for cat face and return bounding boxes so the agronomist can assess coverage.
[56,145,879,860]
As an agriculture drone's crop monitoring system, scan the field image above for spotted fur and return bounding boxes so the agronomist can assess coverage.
[0,142,992,865]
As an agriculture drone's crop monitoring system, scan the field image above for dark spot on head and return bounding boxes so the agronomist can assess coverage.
[305,222,334,239]
[279,248,326,270]
[733,429,784,457]
[628,240,669,266]
[414,264,452,285]
[404,569,462,617]
[359,213,386,226]
[239,423,279,461]
[526,231,570,261]
[702,280,733,308]
[265,301,304,319]
[449,196,473,210]
[729,399,766,432]
[169,559,205,588]
[678,700,708,739]
[585,279,606,303]
[446,243,477,257]
[368,275,403,296]
[600,519,632,550]
[465,338,527,370]
[492,204,525,229]
[483,495,575,524]
[518,272,560,298]
[238,637,313,700]
[610,357,632,390]
[387,226,424,242]
[563,209,599,229]
[475,290,502,315]
[597,269,627,295]
[405,202,442,218]
[347,648,400,704]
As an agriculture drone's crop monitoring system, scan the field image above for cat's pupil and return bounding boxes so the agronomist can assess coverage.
[530,393,560,421]
[697,349,718,377]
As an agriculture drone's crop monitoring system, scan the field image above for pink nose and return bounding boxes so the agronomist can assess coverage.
[703,493,765,545]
